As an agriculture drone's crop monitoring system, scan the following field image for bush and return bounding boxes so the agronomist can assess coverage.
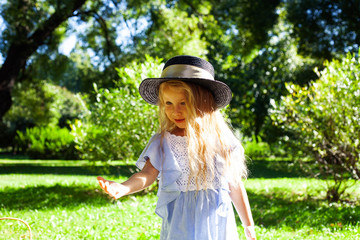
[16,125,78,159]
[270,51,360,201]
[244,135,272,160]
[57,87,89,129]
[1,80,88,151]
[71,55,161,162]
[5,80,61,127]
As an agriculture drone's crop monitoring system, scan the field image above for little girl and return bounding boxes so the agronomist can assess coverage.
[97,55,256,240]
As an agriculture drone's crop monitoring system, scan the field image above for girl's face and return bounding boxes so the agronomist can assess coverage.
[162,86,188,130]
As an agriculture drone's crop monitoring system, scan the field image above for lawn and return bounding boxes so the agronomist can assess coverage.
[0,158,359,240]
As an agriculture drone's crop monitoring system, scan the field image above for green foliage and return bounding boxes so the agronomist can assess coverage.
[57,86,89,128]
[28,52,101,93]
[225,10,318,139]
[206,0,281,57]
[285,0,360,59]
[15,125,78,160]
[0,80,87,153]
[4,80,88,128]
[270,51,360,201]
[244,135,272,160]
[71,55,161,162]
[2,0,360,140]
[143,6,208,59]
[0,0,56,54]
[5,81,61,127]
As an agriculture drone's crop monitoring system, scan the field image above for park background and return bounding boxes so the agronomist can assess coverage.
[0,0,359,239]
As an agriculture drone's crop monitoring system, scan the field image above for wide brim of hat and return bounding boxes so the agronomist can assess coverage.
[139,77,232,109]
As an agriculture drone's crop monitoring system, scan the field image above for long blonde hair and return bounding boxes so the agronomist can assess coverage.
[158,80,247,189]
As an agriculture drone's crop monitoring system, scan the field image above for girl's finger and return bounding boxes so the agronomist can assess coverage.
[96,177,119,199]
[98,179,105,190]
[105,182,117,197]
[104,181,110,192]
[244,226,256,240]
[97,176,106,189]
[114,192,122,199]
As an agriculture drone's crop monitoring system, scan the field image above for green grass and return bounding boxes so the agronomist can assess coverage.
[1,158,359,239]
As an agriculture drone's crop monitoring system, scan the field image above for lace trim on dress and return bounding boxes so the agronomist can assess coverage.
[165,131,223,192]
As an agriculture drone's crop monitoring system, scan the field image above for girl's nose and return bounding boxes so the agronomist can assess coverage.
[174,104,182,114]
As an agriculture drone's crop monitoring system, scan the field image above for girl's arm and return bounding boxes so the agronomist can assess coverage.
[229,181,256,240]
[97,160,159,199]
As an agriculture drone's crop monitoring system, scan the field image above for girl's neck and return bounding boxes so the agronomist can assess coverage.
[171,127,185,137]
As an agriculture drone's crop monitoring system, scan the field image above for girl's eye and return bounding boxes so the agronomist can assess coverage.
[166,101,172,105]
[180,102,186,106]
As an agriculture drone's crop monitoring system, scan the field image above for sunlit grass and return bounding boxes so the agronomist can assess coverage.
[0,159,359,239]
[0,173,160,240]
[1,194,161,239]
[243,178,360,240]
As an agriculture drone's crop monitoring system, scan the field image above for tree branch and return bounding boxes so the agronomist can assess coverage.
[78,9,116,64]
[0,0,87,120]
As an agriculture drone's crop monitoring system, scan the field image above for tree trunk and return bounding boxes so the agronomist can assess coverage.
[0,0,87,120]
[0,89,12,120]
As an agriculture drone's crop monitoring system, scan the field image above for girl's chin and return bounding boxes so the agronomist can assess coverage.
[174,123,186,130]
[172,126,186,136]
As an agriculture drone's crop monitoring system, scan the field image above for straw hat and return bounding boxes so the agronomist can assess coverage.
[139,55,232,109]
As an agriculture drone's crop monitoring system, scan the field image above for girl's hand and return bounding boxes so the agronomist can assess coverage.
[97,176,125,200]
[244,226,256,240]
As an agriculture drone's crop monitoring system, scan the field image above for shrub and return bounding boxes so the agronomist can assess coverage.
[16,125,78,159]
[71,55,161,162]
[57,87,89,129]
[244,135,272,160]
[1,80,88,151]
[5,80,61,127]
[270,51,360,202]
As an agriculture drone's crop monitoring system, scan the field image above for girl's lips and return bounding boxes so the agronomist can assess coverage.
[175,119,185,123]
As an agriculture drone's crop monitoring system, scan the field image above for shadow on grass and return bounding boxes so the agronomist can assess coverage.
[1,183,358,231]
[0,159,307,179]
[248,160,307,178]
[0,185,103,210]
[0,164,138,177]
[0,153,29,159]
[235,190,360,230]
[0,184,154,211]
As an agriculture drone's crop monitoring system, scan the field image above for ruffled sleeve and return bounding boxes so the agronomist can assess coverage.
[136,134,162,172]
[136,133,182,220]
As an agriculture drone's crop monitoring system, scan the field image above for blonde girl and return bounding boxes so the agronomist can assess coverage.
[97,55,256,240]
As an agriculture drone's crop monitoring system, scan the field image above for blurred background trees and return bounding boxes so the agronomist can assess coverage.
[0,0,359,200]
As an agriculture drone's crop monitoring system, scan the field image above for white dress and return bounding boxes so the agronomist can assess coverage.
[136,132,241,240]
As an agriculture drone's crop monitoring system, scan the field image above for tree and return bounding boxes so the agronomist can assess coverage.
[2,0,360,141]
[200,4,318,138]
[0,0,214,120]
[173,0,284,137]
[285,0,360,60]
[226,35,317,138]
[0,0,87,120]
[206,0,360,138]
